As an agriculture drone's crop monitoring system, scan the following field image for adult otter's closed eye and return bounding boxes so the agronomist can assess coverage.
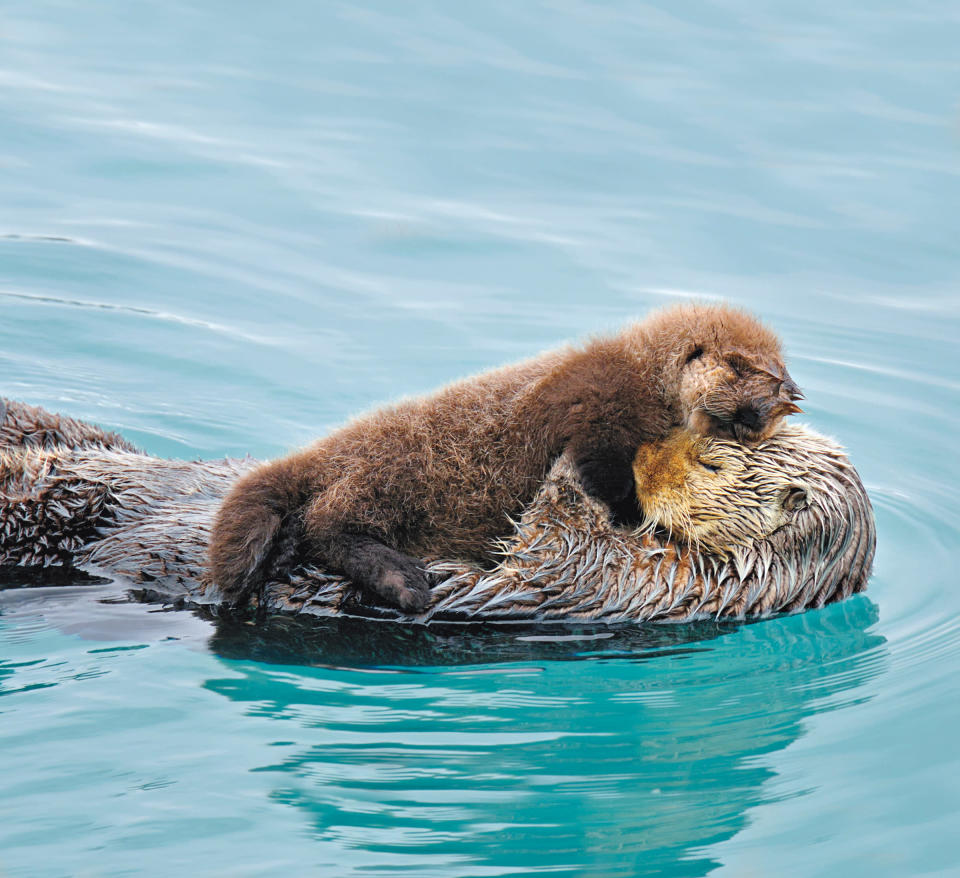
[208,304,803,612]
[633,426,841,557]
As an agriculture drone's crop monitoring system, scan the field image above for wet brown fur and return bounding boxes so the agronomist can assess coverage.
[208,303,802,610]
[0,399,874,623]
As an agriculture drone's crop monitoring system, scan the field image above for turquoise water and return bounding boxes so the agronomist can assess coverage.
[1,1,959,875]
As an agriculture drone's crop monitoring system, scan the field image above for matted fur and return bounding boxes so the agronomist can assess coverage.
[0,397,138,453]
[0,398,873,623]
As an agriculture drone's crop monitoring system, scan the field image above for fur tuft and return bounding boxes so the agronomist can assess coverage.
[207,453,315,602]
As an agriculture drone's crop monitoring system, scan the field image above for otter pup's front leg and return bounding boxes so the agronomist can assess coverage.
[320,533,432,613]
[569,443,634,508]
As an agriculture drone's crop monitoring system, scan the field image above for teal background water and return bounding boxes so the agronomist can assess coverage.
[1,1,959,875]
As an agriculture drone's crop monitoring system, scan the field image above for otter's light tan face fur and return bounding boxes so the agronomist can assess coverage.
[633,427,811,555]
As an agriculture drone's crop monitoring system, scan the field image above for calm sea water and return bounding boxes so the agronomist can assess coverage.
[2,2,959,876]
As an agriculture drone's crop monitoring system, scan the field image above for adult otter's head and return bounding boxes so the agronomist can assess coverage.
[632,424,876,605]
[633,427,802,555]
[639,304,803,443]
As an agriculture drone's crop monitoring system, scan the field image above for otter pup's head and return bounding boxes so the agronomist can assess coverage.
[632,425,860,558]
[641,304,803,444]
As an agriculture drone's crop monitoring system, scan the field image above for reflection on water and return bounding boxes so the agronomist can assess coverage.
[1,0,959,875]
[199,599,883,877]
[206,614,739,668]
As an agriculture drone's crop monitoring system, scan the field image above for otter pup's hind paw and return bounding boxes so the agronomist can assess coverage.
[330,533,433,614]
[378,565,432,614]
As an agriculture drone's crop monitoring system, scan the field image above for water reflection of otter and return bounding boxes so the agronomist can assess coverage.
[203,597,885,877]
[0,398,874,623]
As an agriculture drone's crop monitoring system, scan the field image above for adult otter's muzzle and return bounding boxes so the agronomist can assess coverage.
[0,398,875,623]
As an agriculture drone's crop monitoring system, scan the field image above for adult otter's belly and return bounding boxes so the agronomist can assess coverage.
[0,398,875,623]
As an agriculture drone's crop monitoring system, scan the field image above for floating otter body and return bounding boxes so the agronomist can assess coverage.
[0,398,872,624]
[209,304,802,612]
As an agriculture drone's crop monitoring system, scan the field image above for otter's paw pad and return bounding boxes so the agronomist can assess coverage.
[378,565,432,614]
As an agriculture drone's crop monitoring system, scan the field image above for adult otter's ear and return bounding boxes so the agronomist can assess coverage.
[782,485,808,511]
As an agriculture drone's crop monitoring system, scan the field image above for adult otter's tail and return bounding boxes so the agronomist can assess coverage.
[207,455,314,604]
[1,397,139,453]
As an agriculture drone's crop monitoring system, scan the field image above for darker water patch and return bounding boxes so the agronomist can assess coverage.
[0,566,113,589]
[205,607,784,669]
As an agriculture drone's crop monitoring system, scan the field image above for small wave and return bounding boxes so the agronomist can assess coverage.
[0,289,276,346]
[2,233,79,244]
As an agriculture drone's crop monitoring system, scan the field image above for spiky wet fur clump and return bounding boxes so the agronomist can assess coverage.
[0,398,874,623]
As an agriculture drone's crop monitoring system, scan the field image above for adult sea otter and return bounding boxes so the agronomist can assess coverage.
[0,399,873,624]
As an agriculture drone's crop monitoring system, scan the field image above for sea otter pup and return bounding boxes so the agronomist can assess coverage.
[208,304,803,611]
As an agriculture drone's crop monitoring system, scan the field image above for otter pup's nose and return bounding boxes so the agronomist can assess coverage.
[735,405,763,432]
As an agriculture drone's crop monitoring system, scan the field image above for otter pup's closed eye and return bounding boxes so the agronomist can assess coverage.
[208,303,802,614]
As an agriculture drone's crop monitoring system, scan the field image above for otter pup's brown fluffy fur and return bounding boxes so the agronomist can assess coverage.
[208,303,802,611]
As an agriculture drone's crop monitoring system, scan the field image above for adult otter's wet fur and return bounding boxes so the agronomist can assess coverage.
[633,428,820,556]
[208,304,803,611]
[0,399,873,623]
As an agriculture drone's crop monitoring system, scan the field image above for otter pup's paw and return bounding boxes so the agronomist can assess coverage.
[374,558,433,613]
[571,447,634,509]
[330,533,433,613]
